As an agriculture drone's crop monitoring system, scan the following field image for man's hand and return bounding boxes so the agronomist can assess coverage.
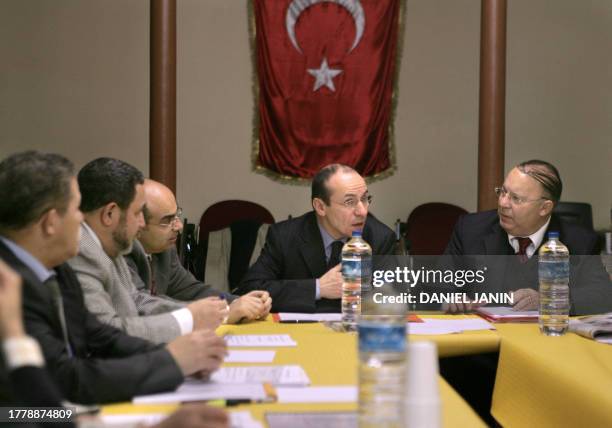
[166,330,227,376]
[443,300,482,314]
[226,291,272,323]
[0,259,25,338]
[319,264,343,299]
[153,403,228,428]
[512,288,539,311]
[187,297,229,330]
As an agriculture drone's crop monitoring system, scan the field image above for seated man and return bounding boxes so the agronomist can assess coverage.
[443,159,612,315]
[0,258,228,428]
[238,164,396,313]
[69,158,228,344]
[125,179,271,324]
[0,151,226,404]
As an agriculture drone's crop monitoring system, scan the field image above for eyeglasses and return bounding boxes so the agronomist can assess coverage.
[151,208,183,228]
[332,194,373,210]
[494,187,548,206]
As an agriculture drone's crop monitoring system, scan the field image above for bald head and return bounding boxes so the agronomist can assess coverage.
[139,179,183,253]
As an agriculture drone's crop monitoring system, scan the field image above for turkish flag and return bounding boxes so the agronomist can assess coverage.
[253,0,401,180]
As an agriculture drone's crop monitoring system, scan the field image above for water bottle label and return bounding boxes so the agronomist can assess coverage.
[358,323,406,353]
[342,259,372,279]
[538,260,569,279]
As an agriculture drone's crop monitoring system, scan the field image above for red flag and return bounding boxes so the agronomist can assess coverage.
[252,0,402,180]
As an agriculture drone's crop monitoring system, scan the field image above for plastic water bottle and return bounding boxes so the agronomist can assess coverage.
[341,231,372,331]
[358,285,407,428]
[538,231,570,336]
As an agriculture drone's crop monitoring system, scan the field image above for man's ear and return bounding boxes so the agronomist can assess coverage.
[540,200,554,217]
[312,198,327,217]
[39,209,59,237]
[99,202,120,227]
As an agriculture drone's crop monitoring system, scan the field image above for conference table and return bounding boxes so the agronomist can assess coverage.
[103,315,612,427]
[492,323,612,428]
[103,316,486,427]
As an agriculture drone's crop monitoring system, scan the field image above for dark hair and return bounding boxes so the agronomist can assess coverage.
[516,159,562,203]
[0,151,74,231]
[78,158,144,213]
[311,164,356,205]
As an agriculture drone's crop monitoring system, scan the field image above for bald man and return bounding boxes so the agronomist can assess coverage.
[125,179,272,324]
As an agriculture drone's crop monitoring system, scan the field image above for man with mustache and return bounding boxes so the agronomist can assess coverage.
[125,179,272,323]
[238,164,396,313]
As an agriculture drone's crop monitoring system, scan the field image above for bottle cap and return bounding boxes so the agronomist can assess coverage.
[351,230,362,237]
[547,231,560,239]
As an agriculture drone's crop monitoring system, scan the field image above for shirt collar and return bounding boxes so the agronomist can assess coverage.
[0,236,55,283]
[317,221,347,249]
[507,217,551,253]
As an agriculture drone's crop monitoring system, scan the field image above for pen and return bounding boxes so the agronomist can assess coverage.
[279,320,318,324]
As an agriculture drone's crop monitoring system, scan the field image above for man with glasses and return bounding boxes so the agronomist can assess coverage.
[125,179,272,324]
[68,158,230,344]
[238,164,395,313]
[443,159,612,314]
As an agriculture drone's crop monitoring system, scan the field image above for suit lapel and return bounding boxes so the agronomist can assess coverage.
[482,221,513,291]
[298,213,327,277]
[0,241,64,336]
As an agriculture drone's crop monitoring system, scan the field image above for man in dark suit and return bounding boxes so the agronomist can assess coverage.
[0,151,226,404]
[0,258,228,428]
[238,164,396,313]
[125,179,272,323]
[443,159,612,315]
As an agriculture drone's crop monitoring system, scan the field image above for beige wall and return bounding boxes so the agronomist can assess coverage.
[1,0,611,230]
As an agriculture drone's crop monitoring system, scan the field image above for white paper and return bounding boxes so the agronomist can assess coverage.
[408,318,495,335]
[211,365,310,386]
[277,312,342,322]
[477,306,538,318]
[230,411,265,428]
[276,386,357,403]
[101,413,165,426]
[133,383,267,404]
[225,350,276,363]
[101,411,263,428]
[225,334,297,347]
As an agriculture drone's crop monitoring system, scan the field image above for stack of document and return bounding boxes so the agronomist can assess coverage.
[409,317,494,335]
[102,411,263,428]
[476,306,538,323]
[225,334,297,347]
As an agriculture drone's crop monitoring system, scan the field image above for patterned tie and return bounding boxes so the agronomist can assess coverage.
[146,254,158,296]
[516,237,532,264]
[45,277,74,358]
[328,240,344,269]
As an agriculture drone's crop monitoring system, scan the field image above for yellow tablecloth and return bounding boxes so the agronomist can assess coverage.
[492,323,612,428]
[104,318,485,427]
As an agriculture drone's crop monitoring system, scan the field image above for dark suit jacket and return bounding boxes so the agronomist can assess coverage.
[125,240,236,302]
[0,240,184,404]
[444,210,612,315]
[237,211,396,313]
[0,364,74,428]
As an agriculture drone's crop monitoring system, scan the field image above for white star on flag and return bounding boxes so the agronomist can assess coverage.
[307,58,342,92]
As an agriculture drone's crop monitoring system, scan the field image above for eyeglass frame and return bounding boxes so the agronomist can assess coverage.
[150,207,183,228]
[494,186,549,206]
[330,194,373,210]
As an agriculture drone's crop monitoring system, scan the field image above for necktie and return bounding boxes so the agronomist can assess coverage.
[146,255,158,296]
[328,240,344,269]
[45,277,74,358]
[516,237,532,263]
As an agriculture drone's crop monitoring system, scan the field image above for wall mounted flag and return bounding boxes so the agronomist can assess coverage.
[250,0,404,182]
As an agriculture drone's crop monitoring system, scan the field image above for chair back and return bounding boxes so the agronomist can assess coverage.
[553,202,594,230]
[198,200,275,243]
[405,202,467,255]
